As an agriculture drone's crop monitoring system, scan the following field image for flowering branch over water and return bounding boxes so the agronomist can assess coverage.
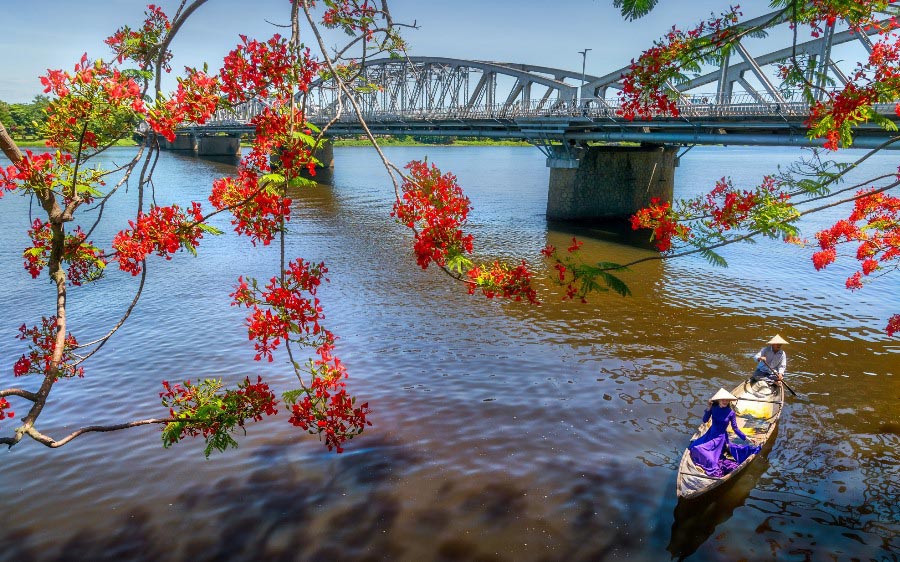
[615,0,900,337]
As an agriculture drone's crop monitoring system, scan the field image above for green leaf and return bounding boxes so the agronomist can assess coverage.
[796,178,828,195]
[198,223,224,236]
[699,248,728,268]
[446,253,473,274]
[594,261,628,272]
[613,0,660,20]
[599,271,632,297]
[282,389,304,405]
[292,131,318,147]
[260,173,286,191]
[871,111,899,132]
[288,176,317,189]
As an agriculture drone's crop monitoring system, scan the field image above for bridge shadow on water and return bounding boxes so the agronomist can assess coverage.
[547,218,657,251]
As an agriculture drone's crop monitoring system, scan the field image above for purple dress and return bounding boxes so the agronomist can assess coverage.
[689,405,761,478]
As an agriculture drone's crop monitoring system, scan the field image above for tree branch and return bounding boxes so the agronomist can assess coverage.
[18,418,174,448]
[0,388,39,402]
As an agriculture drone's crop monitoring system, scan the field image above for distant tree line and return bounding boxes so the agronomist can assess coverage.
[0,96,50,139]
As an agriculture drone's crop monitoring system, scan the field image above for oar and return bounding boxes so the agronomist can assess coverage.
[758,358,797,397]
[781,380,798,397]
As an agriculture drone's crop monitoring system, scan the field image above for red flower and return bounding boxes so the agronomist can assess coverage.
[0,397,14,421]
[887,315,900,337]
[210,169,292,246]
[112,203,206,275]
[15,316,83,379]
[13,356,31,377]
[392,160,474,269]
[567,237,583,253]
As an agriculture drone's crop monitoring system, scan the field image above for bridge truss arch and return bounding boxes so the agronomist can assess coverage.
[197,10,900,150]
[306,56,599,121]
[585,8,900,105]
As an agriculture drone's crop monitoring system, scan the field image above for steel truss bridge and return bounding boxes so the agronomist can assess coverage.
[188,10,900,152]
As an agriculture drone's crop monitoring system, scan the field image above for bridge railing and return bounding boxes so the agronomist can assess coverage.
[302,91,817,123]
[187,90,897,130]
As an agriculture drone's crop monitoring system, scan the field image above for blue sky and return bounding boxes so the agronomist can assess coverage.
[1,1,775,103]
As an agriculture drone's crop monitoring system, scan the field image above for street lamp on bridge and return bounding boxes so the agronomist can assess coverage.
[578,48,592,107]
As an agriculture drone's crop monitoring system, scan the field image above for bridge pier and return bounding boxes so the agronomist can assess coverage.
[197,135,241,156]
[161,134,198,151]
[313,140,334,169]
[546,144,676,222]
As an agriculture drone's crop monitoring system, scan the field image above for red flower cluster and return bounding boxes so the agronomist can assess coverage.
[465,260,539,304]
[392,160,474,269]
[14,316,83,379]
[112,203,206,275]
[631,198,691,252]
[230,258,329,362]
[812,188,900,334]
[159,376,278,455]
[105,4,173,71]
[887,314,900,337]
[287,333,370,453]
[807,84,875,150]
[0,397,13,421]
[541,238,594,302]
[229,258,369,452]
[41,54,147,149]
[210,169,292,246]
[211,32,323,248]
[23,219,105,285]
[798,0,897,36]
[147,68,221,142]
[288,374,370,453]
[220,34,305,103]
[321,0,378,41]
[618,9,740,120]
[806,29,900,150]
[0,150,68,195]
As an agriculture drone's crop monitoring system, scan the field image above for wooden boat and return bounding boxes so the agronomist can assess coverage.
[676,378,785,500]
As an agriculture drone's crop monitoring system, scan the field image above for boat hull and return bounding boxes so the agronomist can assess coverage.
[676,379,785,500]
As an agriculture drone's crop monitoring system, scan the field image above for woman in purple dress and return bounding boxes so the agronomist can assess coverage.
[689,388,761,478]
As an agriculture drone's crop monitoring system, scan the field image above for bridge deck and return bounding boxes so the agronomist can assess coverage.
[178,98,899,150]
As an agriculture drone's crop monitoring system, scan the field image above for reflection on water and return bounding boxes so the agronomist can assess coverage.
[0,146,898,561]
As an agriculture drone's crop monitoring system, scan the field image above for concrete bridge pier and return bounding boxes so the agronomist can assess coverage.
[546,144,676,222]
[197,135,241,156]
[313,140,334,169]
[294,140,334,183]
[160,134,197,151]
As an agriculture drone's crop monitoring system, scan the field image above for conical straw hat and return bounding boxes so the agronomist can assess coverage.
[768,334,789,345]
[710,388,738,401]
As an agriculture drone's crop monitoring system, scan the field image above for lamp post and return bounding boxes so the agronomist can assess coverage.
[578,48,591,107]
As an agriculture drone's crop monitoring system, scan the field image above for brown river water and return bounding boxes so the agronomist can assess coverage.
[0,145,897,561]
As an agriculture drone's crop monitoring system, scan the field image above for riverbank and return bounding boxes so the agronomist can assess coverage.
[11,138,139,148]
[330,136,532,147]
[11,137,531,149]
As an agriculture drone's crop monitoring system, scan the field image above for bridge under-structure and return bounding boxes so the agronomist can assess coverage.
[168,9,900,223]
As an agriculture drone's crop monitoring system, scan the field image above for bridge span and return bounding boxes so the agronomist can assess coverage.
[162,10,899,223]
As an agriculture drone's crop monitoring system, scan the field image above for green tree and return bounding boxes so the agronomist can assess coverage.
[5,95,50,139]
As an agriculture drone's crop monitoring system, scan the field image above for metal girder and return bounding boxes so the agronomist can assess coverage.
[194,12,899,151]
[733,42,786,103]
[586,11,892,101]
[307,56,578,119]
